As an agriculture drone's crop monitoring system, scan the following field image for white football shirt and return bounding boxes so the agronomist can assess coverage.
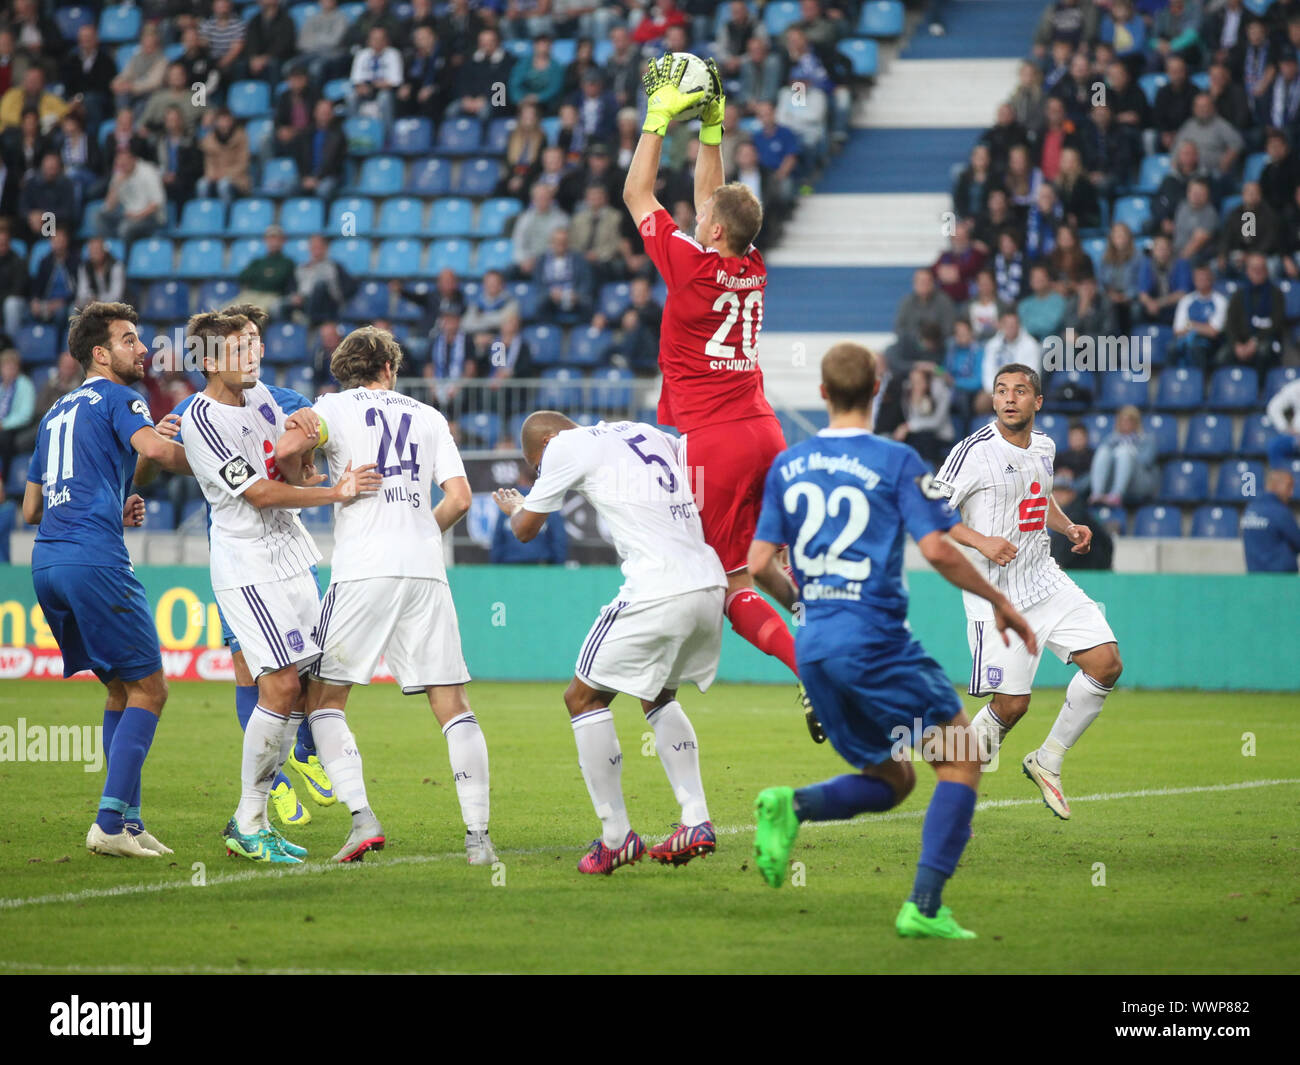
[933,420,1069,619]
[181,381,321,591]
[314,387,466,583]
[523,420,727,603]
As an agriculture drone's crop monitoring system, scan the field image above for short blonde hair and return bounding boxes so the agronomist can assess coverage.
[330,326,405,388]
[712,182,763,252]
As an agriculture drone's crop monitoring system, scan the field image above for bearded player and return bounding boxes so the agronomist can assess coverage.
[624,55,815,739]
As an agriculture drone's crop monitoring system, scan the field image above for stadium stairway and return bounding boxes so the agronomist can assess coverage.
[762,0,1042,410]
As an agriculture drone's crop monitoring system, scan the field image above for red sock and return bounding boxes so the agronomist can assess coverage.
[725,589,799,678]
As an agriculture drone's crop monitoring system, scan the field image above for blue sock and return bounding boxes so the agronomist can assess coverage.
[293,715,315,762]
[909,780,977,917]
[102,707,122,761]
[235,684,258,732]
[98,708,158,836]
[273,770,291,790]
[793,773,896,821]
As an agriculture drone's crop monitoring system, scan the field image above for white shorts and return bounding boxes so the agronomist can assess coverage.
[215,571,322,678]
[314,577,471,693]
[575,586,725,702]
[966,580,1116,697]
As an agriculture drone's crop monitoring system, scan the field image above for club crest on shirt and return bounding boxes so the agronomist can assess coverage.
[258,403,276,425]
[286,629,304,653]
[219,456,252,488]
[986,665,1003,688]
[130,398,154,423]
[1041,455,1053,475]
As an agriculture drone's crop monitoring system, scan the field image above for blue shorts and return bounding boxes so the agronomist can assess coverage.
[33,565,163,684]
[799,637,963,768]
[217,564,322,653]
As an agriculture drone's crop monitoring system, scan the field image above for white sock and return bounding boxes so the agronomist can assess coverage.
[1037,671,1112,774]
[308,707,369,814]
[277,710,304,775]
[237,706,288,833]
[646,700,709,825]
[571,707,630,848]
[970,704,1010,761]
[442,710,490,832]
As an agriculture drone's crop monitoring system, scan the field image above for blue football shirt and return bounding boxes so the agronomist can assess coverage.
[754,428,958,660]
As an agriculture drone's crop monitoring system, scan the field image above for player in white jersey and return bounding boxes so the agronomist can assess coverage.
[494,411,728,875]
[934,363,1123,819]
[275,326,496,865]
[180,312,382,863]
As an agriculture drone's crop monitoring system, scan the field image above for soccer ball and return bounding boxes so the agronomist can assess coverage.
[667,52,714,121]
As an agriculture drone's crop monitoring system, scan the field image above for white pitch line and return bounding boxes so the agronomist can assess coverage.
[1,777,1296,913]
[0,960,480,976]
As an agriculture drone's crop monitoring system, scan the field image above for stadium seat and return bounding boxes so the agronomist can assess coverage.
[228,80,272,119]
[1191,71,1211,90]
[1132,505,1182,537]
[1191,505,1240,538]
[1132,154,1171,195]
[1207,366,1259,410]
[264,323,308,365]
[408,157,452,196]
[764,0,801,36]
[503,38,533,63]
[426,239,473,277]
[284,237,312,265]
[144,499,176,531]
[196,279,239,311]
[342,281,387,321]
[1097,372,1150,410]
[373,238,423,278]
[1160,460,1210,503]
[484,117,515,155]
[1281,279,1300,323]
[510,281,544,321]
[257,157,299,196]
[1137,74,1167,108]
[228,197,275,236]
[280,196,325,235]
[1112,196,1152,235]
[56,6,97,41]
[1145,412,1180,457]
[1243,152,1269,184]
[376,197,426,236]
[133,322,157,354]
[473,239,514,276]
[525,325,564,366]
[837,38,879,78]
[126,238,174,280]
[1083,412,1113,446]
[177,198,225,236]
[143,281,190,321]
[17,324,58,365]
[461,411,502,447]
[1091,504,1127,535]
[452,158,503,197]
[598,282,632,321]
[1046,368,1095,412]
[27,239,52,274]
[1034,412,1068,451]
[389,117,433,155]
[322,77,351,101]
[329,237,373,276]
[590,366,634,409]
[343,115,384,154]
[1265,364,1300,400]
[551,38,578,66]
[537,366,582,408]
[858,0,905,35]
[540,115,561,145]
[1183,413,1234,458]
[1214,460,1266,503]
[327,196,376,236]
[569,327,614,367]
[99,4,141,43]
[593,39,615,65]
[289,3,320,32]
[227,238,265,275]
[436,117,483,156]
[180,499,208,528]
[1238,414,1280,456]
[353,156,404,196]
[1131,322,1172,366]
[281,366,316,395]
[1153,366,1204,410]
[245,116,273,157]
[427,198,473,237]
[472,197,522,238]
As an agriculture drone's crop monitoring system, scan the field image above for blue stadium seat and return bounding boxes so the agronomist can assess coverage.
[837,38,879,78]
[858,0,905,35]
[389,117,433,155]
[1045,368,1095,413]
[540,115,561,145]
[1208,365,1259,410]
[591,366,633,409]
[1243,152,1269,184]
[593,39,614,65]
[1145,412,1180,457]
[373,238,422,278]
[228,80,272,119]
[1238,414,1280,456]
[408,157,452,196]
[1132,153,1171,195]
[258,157,299,196]
[353,156,404,196]
[1191,505,1240,538]
[177,197,225,236]
[1097,372,1150,410]
[472,197,522,238]
[114,43,137,70]
[436,117,483,156]
[426,239,473,277]
[1191,71,1211,90]
[327,196,375,236]
[289,3,320,32]
[452,158,502,197]
[525,325,564,366]
[473,239,514,276]
[598,281,632,321]
[484,117,515,155]
[1214,459,1265,503]
[1131,322,1172,366]
[284,237,312,265]
[1112,196,1152,235]
[1153,366,1204,410]
[343,115,384,154]
[228,237,266,275]
[17,324,58,365]
[329,237,373,276]
[551,38,578,66]
[196,279,239,310]
[1282,278,1300,322]
[175,238,228,278]
[126,238,174,280]
[1265,364,1300,400]
[376,197,426,236]
[569,327,613,367]
[1132,504,1182,537]
[27,239,52,274]
[764,0,801,36]
[228,197,275,235]
[56,6,97,41]
[280,196,325,235]
[281,366,316,396]
[245,116,273,157]
[1137,74,1167,108]
[503,39,533,63]
[428,197,473,237]
[133,322,157,354]
[264,323,307,365]
[1034,412,1068,451]
[143,281,190,321]
[99,4,141,43]
[537,366,582,407]
[322,77,351,101]
[144,499,176,531]
[1160,460,1210,503]
[510,281,544,321]
[1083,412,1113,446]
[1092,504,1127,535]
[1183,413,1234,458]
[461,411,502,447]
[343,281,387,320]
[78,198,105,239]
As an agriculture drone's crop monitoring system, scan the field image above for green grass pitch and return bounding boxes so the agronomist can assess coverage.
[0,680,1296,974]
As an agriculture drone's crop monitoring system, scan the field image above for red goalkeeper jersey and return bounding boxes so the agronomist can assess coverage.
[638,208,776,434]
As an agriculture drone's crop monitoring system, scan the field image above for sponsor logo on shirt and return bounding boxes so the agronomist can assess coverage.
[130,398,154,423]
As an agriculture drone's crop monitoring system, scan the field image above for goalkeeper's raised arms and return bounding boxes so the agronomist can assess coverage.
[699,58,726,146]
[642,53,711,137]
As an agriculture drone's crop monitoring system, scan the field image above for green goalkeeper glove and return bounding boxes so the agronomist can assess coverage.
[642,54,710,137]
[699,58,726,146]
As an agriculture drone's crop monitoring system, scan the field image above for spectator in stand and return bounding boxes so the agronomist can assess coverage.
[110,24,166,114]
[537,227,593,325]
[945,317,987,424]
[1002,143,1041,220]
[1136,233,1192,326]
[1065,273,1112,336]
[7,0,60,73]
[1202,0,1246,60]
[554,100,588,160]
[967,268,1003,340]
[561,38,598,100]
[1154,53,1197,152]
[634,1,690,46]
[1172,175,1219,265]
[1152,0,1203,69]
[604,25,643,109]
[558,141,621,215]
[76,237,125,307]
[510,34,565,113]
[1033,96,1074,182]
[573,70,619,150]
[1257,46,1300,141]
[982,308,1043,392]
[463,270,521,339]
[481,311,536,424]
[344,0,405,52]
[993,229,1027,304]
[245,0,298,87]
[492,467,567,563]
[1225,252,1286,372]
[513,182,569,279]
[292,234,357,326]
[28,227,77,327]
[1032,0,1099,60]
[751,99,801,201]
[60,25,116,131]
[1089,405,1158,506]
[200,0,249,87]
[503,0,556,41]
[197,107,251,204]
[569,181,624,286]
[1049,471,1113,570]
[101,107,149,168]
[731,141,788,243]
[611,302,660,374]
[0,223,27,337]
[97,149,166,241]
[1057,421,1095,483]
[1101,0,1147,78]
[0,30,24,101]
[1260,127,1300,214]
[715,1,761,79]
[1265,373,1300,468]
[1175,93,1244,192]
[18,151,77,240]
[1,67,65,133]
[1048,223,1094,291]
[980,102,1028,175]
[1051,147,1098,232]
[932,218,985,303]
[54,109,103,201]
[1153,137,1203,235]
[891,358,954,468]
[971,187,1017,254]
[1018,262,1067,340]
[294,0,351,84]
[139,62,202,135]
[0,348,35,480]
[349,26,403,130]
[398,25,448,120]
[498,100,547,201]
[399,267,467,336]
[437,0,488,67]
[1239,18,1275,109]
[176,25,217,95]
[1206,59,1251,131]
[1050,50,1094,125]
[889,267,956,370]
[273,68,317,157]
[794,0,845,53]
[1077,102,1134,199]
[784,25,850,149]
[1008,61,1045,143]
[1024,182,1063,262]
[1243,467,1300,572]
[1098,220,1141,333]
[450,28,514,120]
[1172,262,1229,367]
[735,34,784,115]
[952,142,993,221]
[427,312,479,419]
[237,225,296,314]
[1219,181,1277,278]
[294,99,347,200]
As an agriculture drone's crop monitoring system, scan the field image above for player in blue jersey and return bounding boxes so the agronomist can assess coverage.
[748,343,1037,939]
[22,301,193,859]
[165,304,335,825]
